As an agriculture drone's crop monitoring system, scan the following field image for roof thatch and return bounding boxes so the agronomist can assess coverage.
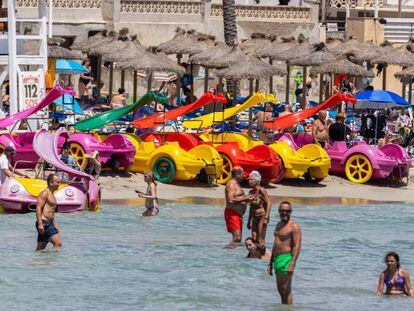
[240,33,274,58]
[202,44,249,69]
[84,31,119,55]
[118,47,185,74]
[70,31,106,50]
[102,36,145,62]
[279,39,313,62]
[188,41,232,65]
[25,37,83,59]
[371,41,414,66]
[213,54,286,80]
[89,28,131,56]
[347,41,382,63]
[310,55,375,77]
[394,65,414,78]
[260,36,297,60]
[325,37,344,55]
[290,43,335,66]
[157,28,214,55]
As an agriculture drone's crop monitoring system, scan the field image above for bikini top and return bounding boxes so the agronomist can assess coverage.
[385,270,405,287]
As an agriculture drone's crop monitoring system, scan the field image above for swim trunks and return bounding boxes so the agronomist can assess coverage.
[36,220,58,243]
[274,253,292,275]
[224,208,243,233]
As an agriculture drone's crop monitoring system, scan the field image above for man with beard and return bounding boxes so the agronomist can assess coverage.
[267,201,302,305]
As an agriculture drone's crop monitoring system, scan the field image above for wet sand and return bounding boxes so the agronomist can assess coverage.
[100,168,414,203]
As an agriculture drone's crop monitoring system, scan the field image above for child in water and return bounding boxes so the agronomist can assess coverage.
[247,171,271,250]
[135,171,159,216]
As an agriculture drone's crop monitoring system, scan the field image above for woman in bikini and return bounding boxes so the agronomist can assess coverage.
[136,171,159,216]
[376,252,413,296]
[246,171,271,250]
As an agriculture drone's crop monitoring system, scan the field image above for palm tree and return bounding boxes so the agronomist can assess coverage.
[222,0,238,104]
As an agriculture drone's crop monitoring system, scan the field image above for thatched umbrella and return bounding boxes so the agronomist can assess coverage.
[290,43,335,106]
[102,36,146,102]
[119,47,185,92]
[371,41,414,90]
[188,41,231,92]
[214,54,285,136]
[310,55,375,77]
[25,37,83,60]
[240,33,276,93]
[395,65,414,103]
[157,28,214,100]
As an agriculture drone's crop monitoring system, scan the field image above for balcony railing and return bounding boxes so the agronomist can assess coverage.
[16,0,102,8]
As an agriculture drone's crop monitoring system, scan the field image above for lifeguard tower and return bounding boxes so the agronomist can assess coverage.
[0,0,48,120]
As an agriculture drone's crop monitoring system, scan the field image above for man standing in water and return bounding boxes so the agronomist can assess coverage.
[35,174,62,251]
[312,110,329,148]
[268,201,302,305]
[224,167,253,243]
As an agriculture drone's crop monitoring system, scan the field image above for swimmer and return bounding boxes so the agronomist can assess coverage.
[136,171,159,216]
[376,252,413,296]
[35,174,62,251]
[224,167,254,243]
[267,201,302,305]
[246,171,271,249]
[245,237,271,260]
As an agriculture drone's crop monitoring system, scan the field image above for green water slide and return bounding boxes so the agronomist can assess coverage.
[74,92,167,131]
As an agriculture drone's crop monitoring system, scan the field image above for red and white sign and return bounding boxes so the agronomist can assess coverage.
[19,70,45,111]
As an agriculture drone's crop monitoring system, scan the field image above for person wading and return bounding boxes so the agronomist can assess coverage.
[35,174,62,252]
[224,167,253,244]
[268,201,302,305]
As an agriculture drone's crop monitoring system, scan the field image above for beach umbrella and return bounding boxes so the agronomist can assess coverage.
[55,59,88,75]
[355,90,410,108]
[157,28,215,100]
[290,43,336,107]
[25,37,83,60]
[188,41,231,92]
[310,55,375,77]
[395,66,414,104]
[53,94,83,115]
[213,54,285,136]
[119,47,185,91]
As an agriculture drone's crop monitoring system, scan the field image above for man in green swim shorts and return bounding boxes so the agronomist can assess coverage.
[267,201,302,305]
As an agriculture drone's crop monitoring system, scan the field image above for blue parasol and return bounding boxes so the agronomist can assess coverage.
[55,59,88,75]
[54,94,83,115]
[355,90,410,108]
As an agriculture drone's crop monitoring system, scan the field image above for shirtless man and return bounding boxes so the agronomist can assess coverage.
[224,167,253,243]
[267,201,302,305]
[312,110,329,148]
[110,88,128,109]
[35,174,62,251]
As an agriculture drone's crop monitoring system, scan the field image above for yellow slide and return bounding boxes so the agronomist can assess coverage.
[182,92,276,129]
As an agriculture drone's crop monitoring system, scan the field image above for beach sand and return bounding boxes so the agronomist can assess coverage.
[100,168,414,203]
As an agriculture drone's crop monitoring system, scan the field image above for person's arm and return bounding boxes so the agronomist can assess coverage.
[36,191,47,234]
[138,183,157,199]
[287,223,302,274]
[267,234,277,276]
[312,121,318,143]
[228,184,252,203]
[260,187,271,224]
[376,272,385,296]
[13,168,29,178]
[402,270,414,296]
[247,205,252,230]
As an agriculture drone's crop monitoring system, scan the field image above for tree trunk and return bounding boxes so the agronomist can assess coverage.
[222,0,238,106]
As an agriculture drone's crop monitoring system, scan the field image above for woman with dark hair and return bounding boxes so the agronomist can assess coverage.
[78,59,93,97]
[245,237,270,260]
[376,252,413,296]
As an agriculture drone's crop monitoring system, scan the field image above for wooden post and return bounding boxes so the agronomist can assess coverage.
[302,66,307,109]
[319,73,323,103]
[285,63,290,103]
[121,69,125,89]
[402,79,406,99]
[96,55,102,99]
[176,54,182,104]
[204,68,209,93]
[409,80,413,104]
[108,62,114,103]
[147,71,153,92]
[255,79,259,92]
[269,58,273,94]
[382,64,387,90]
[133,70,137,103]
[248,79,254,137]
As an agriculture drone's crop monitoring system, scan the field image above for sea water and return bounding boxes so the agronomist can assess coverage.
[0,200,413,311]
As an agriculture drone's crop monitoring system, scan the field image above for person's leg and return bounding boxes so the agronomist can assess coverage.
[35,242,48,251]
[78,82,85,97]
[90,158,101,177]
[48,235,62,252]
[259,221,268,247]
[276,273,293,304]
[251,219,258,242]
[231,230,242,242]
